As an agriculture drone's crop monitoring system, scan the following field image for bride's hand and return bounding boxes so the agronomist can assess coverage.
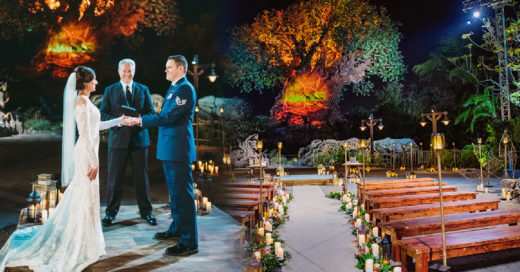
[87,167,98,181]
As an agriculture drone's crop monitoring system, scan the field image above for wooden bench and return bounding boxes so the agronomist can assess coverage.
[365,186,458,201]
[220,183,275,199]
[224,209,255,229]
[215,200,260,214]
[218,193,261,201]
[221,188,271,201]
[367,191,477,211]
[381,209,520,261]
[371,199,500,225]
[397,225,520,272]
[356,178,435,196]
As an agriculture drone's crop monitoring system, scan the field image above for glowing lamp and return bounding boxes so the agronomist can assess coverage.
[195,105,199,113]
[360,124,367,131]
[257,141,263,151]
[360,140,367,149]
[207,67,218,83]
[420,118,427,127]
[477,138,482,144]
[278,142,283,149]
[442,115,450,125]
[377,121,384,131]
[192,54,198,65]
[473,11,481,18]
[503,137,509,145]
[431,133,446,151]
[409,142,413,147]
[392,142,395,147]
[343,142,348,149]
[219,106,224,114]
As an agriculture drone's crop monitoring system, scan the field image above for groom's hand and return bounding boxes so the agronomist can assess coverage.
[122,116,141,126]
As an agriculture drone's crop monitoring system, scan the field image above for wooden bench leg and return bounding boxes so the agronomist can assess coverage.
[391,233,400,262]
[400,247,412,272]
[415,253,429,272]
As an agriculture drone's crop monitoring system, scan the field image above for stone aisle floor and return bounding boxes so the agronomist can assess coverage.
[278,185,358,272]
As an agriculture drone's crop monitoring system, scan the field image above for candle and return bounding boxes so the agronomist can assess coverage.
[353,208,358,218]
[48,207,55,218]
[275,247,284,260]
[361,204,365,211]
[194,200,199,211]
[254,251,261,260]
[353,199,358,205]
[347,203,352,209]
[507,192,511,201]
[58,191,63,202]
[266,237,273,246]
[365,258,374,272]
[274,242,281,251]
[502,188,506,198]
[266,233,272,240]
[206,201,212,213]
[265,222,272,232]
[358,234,365,247]
[215,166,219,174]
[393,268,402,272]
[371,243,379,259]
[372,227,379,237]
[355,218,362,228]
[258,227,264,237]
[202,197,208,206]
[28,204,35,221]
[278,205,284,216]
[191,164,196,171]
[41,210,48,224]
[485,188,489,193]
[365,213,370,222]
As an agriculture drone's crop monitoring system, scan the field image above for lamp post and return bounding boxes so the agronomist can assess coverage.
[409,142,416,178]
[477,138,485,191]
[452,142,458,171]
[360,113,383,157]
[277,142,284,176]
[343,141,348,194]
[360,139,368,205]
[195,105,199,160]
[420,108,450,134]
[431,133,450,270]
[392,142,396,173]
[503,135,509,179]
[219,106,225,158]
[257,141,264,205]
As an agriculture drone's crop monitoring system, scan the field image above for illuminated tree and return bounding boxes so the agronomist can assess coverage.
[226,0,405,127]
[0,0,178,77]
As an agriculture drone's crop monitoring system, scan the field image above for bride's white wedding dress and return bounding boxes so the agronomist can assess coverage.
[0,95,120,272]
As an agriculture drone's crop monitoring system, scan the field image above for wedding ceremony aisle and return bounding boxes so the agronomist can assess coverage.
[278,185,357,272]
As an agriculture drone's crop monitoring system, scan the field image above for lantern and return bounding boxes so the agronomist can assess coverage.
[431,133,445,151]
[360,140,367,150]
[26,190,42,223]
[360,124,367,131]
[381,234,392,261]
[420,118,427,127]
[377,121,384,131]
[441,115,450,125]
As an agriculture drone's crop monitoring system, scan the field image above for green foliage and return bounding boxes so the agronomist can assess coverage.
[455,88,497,132]
[21,108,61,132]
[325,191,342,200]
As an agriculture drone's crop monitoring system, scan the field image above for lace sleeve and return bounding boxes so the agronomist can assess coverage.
[75,103,98,169]
[99,116,122,131]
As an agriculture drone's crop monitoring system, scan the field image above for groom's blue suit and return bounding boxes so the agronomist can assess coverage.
[141,76,197,248]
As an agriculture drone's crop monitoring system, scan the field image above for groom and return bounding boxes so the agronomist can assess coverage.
[99,58,156,226]
[123,55,198,256]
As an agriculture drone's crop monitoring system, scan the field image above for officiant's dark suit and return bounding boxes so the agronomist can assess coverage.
[99,59,156,226]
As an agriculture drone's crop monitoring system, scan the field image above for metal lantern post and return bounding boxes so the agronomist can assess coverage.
[431,133,450,270]
[409,142,416,178]
[343,141,348,194]
[392,142,396,172]
[360,114,383,157]
[477,138,485,191]
[257,141,264,205]
[420,108,450,134]
[278,142,283,176]
[220,106,225,158]
[503,136,509,179]
[360,140,368,205]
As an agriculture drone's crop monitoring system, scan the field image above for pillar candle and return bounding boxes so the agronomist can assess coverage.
[347,203,352,209]
[278,205,284,216]
[48,207,55,218]
[265,233,272,240]
[41,210,48,224]
[275,247,284,260]
[485,188,489,193]
[365,258,374,272]
[361,204,365,211]
[274,242,281,251]
[365,213,370,222]
[206,201,212,213]
[371,243,379,259]
[202,197,208,205]
[266,237,273,246]
[258,227,264,237]
[254,251,261,260]
[215,166,219,174]
[507,192,511,201]
[393,268,402,272]
[372,227,379,237]
[502,188,506,198]
[353,199,358,205]
[353,208,358,218]
[358,234,365,247]
[265,222,273,232]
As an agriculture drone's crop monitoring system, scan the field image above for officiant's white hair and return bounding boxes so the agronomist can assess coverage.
[118,59,135,71]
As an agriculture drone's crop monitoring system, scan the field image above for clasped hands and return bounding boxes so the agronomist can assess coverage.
[122,115,142,126]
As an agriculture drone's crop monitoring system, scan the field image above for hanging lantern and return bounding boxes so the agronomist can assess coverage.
[441,115,450,125]
[360,140,367,149]
[360,124,367,131]
[26,190,42,223]
[377,121,384,131]
[420,118,427,127]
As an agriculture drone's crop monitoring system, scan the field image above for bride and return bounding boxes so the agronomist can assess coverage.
[0,66,122,271]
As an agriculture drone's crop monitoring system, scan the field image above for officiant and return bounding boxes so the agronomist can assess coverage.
[99,58,157,226]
